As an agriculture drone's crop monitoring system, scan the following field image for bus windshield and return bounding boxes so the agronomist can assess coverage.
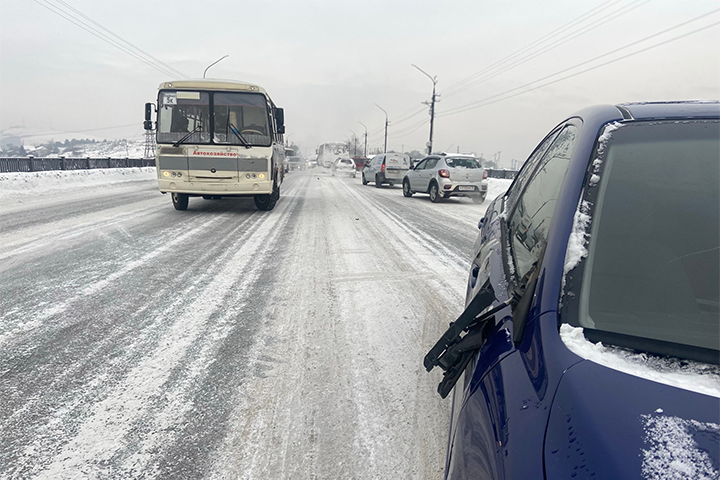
[157,90,271,147]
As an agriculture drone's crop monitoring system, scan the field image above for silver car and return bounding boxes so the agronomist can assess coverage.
[402,154,488,203]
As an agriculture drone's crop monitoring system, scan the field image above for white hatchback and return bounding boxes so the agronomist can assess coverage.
[402,154,488,203]
[331,158,357,177]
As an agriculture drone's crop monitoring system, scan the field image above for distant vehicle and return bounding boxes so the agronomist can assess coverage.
[283,147,293,173]
[146,79,285,211]
[361,153,411,188]
[307,157,318,169]
[352,156,368,170]
[425,101,720,480]
[287,156,305,171]
[402,154,487,203]
[317,142,350,168]
[331,158,357,177]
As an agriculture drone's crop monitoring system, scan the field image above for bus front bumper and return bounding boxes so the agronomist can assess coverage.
[158,178,273,196]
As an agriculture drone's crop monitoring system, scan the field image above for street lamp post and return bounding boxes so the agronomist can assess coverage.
[411,64,438,155]
[203,55,229,78]
[374,103,389,153]
[358,121,368,157]
[348,129,358,156]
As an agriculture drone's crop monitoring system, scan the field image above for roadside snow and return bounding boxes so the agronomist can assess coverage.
[0,167,156,199]
[641,413,719,480]
[560,324,720,399]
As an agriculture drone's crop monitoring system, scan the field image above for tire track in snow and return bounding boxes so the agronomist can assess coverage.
[30,181,302,479]
[209,173,452,478]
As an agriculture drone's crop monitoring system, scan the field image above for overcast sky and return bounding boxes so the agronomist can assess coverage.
[1,0,718,166]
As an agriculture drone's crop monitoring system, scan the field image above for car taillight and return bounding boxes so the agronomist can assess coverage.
[381,163,386,172]
[438,169,450,178]
[483,169,488,179]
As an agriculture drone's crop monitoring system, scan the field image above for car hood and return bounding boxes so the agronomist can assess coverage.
[544,359,720,479]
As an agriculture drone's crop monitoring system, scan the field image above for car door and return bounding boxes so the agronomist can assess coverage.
[445,123,580,479]
[420,157,439,191]
[408,159,427,190]
[365,155,378,179]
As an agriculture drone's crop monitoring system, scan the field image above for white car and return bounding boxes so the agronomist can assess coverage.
[402,154,488,203]
[331,158,357,177]
[362,153,411,187]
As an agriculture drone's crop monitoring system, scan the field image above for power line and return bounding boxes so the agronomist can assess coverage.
[442,0,626,95]
[53,0,188,79]
[439,15,720,118]
[34,0,188,79]
[442,0,650,99]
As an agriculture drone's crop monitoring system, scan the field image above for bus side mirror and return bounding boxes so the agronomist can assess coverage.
[276,107,285,128]
[278,125,285,134]
[144,103,153,130]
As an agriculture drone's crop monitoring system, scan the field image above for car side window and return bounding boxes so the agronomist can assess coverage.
[505,129,562,214]
[415,159,427,170]
[508,125,578,281]
[425,158,439,169]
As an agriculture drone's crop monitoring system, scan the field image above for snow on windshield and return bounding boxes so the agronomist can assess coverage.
[641,413,719,480]
[560,324,720,399]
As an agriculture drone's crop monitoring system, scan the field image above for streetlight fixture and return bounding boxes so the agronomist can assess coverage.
[358,121,368,157]
[411,64,438,155]
[203,55,229,78]
[374,103,389,153]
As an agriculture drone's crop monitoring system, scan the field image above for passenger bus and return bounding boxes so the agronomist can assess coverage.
[144,79,286,211]
[317,142,350,168]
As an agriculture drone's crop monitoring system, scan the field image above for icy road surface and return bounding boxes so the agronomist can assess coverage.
[0,169,511,479]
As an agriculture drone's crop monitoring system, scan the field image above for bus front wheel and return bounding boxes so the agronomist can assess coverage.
[254,182,279,211]
[172,192,189,210]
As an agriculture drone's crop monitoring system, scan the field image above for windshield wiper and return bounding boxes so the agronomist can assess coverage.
[425,259,541,398]
[228,122,251,149]
[173,124,203,147]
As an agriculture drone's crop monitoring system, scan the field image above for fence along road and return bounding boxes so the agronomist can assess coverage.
[0,157,155,173]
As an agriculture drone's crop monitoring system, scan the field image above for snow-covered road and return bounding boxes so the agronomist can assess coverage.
[0,168,511,479]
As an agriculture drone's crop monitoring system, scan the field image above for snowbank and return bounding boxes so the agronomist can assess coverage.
[0,167,157,200]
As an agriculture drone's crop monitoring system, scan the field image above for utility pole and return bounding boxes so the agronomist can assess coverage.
[358,121,368,157]
[348,129,358,156]
[375,103,389,153]
[412,64,438,155]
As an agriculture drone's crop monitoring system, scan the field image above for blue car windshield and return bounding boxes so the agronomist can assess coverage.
[574,120,719,362]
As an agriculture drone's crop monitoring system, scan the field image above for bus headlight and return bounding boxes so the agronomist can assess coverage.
[259,173,265,179]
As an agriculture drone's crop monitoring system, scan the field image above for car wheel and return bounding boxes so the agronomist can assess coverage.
[171,192,189,210]
[375,174,382,188]
[402,179,413,197]
[429,183,441,203]
[362,173,368,185]
[472,193,486,204]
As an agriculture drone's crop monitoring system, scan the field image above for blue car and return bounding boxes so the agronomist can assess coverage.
[425,101,720,479]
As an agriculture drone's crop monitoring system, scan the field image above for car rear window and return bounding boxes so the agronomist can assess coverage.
[445,157,481,169]
[569,120,719,363]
